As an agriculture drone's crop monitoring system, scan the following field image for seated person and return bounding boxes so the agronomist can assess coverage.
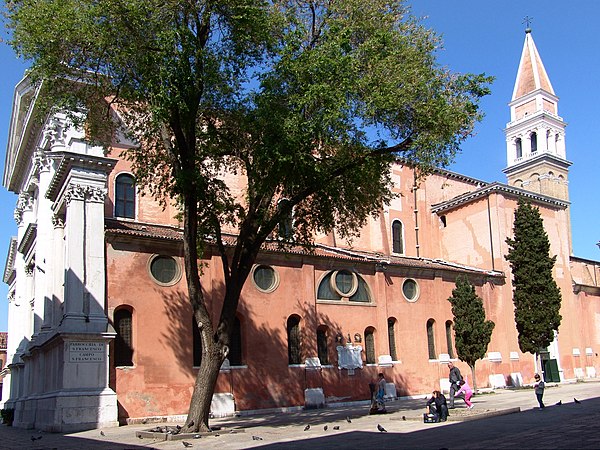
[425,390,449,422]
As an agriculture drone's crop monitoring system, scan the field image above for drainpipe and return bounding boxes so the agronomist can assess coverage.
[413,172,420,258]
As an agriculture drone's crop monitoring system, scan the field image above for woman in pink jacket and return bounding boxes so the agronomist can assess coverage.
[456,379,474,408]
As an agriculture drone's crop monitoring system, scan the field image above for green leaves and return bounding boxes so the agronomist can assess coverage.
[505,198,562,354]
[448,275,495,368]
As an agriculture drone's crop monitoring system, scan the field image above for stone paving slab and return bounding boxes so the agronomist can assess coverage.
[0,380,597,449]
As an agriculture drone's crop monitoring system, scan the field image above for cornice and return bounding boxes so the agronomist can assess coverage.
[431,181,569,214]
[17,223,37,255]
[46,151,118,202]
[3,237,18,284]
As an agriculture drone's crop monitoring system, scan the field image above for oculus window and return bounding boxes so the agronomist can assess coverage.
[148,255,181,286]
[252,265,279,293]
[402,278,419,302]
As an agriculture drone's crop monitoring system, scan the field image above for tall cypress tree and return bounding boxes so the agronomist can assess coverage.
[448,275,495,391]
[505,198,562,363]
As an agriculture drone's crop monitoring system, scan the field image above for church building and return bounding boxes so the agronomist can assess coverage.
[2,29,599,432]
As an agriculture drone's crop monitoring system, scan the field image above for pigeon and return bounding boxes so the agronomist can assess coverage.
[402,415,406,421]
[304,424,311,431]
[252,435,263,440]
[377,424,387,432]
[574,398,581,404]
[182,442,193,448]
[324,425,328,431]
[333,426,340,430]
[30,435,43,442]
[187,420,194,427]
[100,430,105,436]
[346,416,352,423]
[555,400,562,406]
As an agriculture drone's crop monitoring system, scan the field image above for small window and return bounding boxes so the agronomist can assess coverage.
[530,132,538,153]
[148,255,181,286]
[115,308,133,366]
[364,328,376,364]
[515,138,522,159]
[388,318,398,361]
[229,317,243,366]
[287,315,301,365]
[445,320,455,359]
[402,279,419,302]
[317,327,329,365]
[115,173,136,219]
[427,319,436,360]
[392,220,404,254]
[252,265,279,293]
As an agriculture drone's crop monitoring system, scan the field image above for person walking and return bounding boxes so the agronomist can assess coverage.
[448,362,463,408]
[534,373,545,409]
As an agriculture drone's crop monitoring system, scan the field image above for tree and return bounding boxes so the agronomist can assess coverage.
[5,0,492,431]
[448,275,494,391]
[505,198,562,368]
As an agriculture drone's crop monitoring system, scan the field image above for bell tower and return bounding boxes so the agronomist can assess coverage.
[503,28,571,202]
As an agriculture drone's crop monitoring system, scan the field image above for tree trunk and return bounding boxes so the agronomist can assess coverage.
[183,334,226,433]
[469,363,477,392]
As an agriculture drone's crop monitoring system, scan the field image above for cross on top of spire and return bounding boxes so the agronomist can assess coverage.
[523,16,533,33]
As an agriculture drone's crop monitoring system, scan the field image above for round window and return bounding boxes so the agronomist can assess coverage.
[330,270,358,297]
[252,265,279,293]
[148,255,181,286]
[402,278,419,302]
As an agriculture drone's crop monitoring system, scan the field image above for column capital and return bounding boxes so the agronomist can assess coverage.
[14,192,33,225]
[52,214,66,229]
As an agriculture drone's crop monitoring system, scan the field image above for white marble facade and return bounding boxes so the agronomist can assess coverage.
[1,78,118,431]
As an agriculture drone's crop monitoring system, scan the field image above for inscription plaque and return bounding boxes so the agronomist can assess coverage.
[69,342,105,363]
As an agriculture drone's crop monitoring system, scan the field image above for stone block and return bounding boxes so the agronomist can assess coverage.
[304,388,325,409]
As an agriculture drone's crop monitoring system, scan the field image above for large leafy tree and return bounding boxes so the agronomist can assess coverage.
[505,198,562,365]
[5,0,492,431]
[448,275,495,391]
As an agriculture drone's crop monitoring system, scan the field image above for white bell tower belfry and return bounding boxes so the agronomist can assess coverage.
[503,26,571,202]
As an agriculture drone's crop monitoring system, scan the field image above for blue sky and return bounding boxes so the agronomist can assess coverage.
[0,1,599,331]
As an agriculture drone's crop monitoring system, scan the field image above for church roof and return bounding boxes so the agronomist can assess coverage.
[512,30,555,100]
[105,219,503,278]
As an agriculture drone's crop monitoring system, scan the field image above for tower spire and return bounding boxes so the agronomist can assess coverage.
[503,29,571,203]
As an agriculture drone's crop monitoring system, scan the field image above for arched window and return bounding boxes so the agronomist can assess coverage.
[114,308,133,366]
[387,318,398,361]
[317,326,329,365]
[515,138,522,159]
[115,173,136,219]
[316,271,372,303]
[426,319,436,360]
[445,320,455,359]
[192,317,202,367]
[530,132,538,153]
[392,220,404,254]
[229,316,243,366]
[287,315,301,365]
[364,327,376,364]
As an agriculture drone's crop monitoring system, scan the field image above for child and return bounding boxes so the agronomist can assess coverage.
[534,373,545,409]
[456,379,474,409]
